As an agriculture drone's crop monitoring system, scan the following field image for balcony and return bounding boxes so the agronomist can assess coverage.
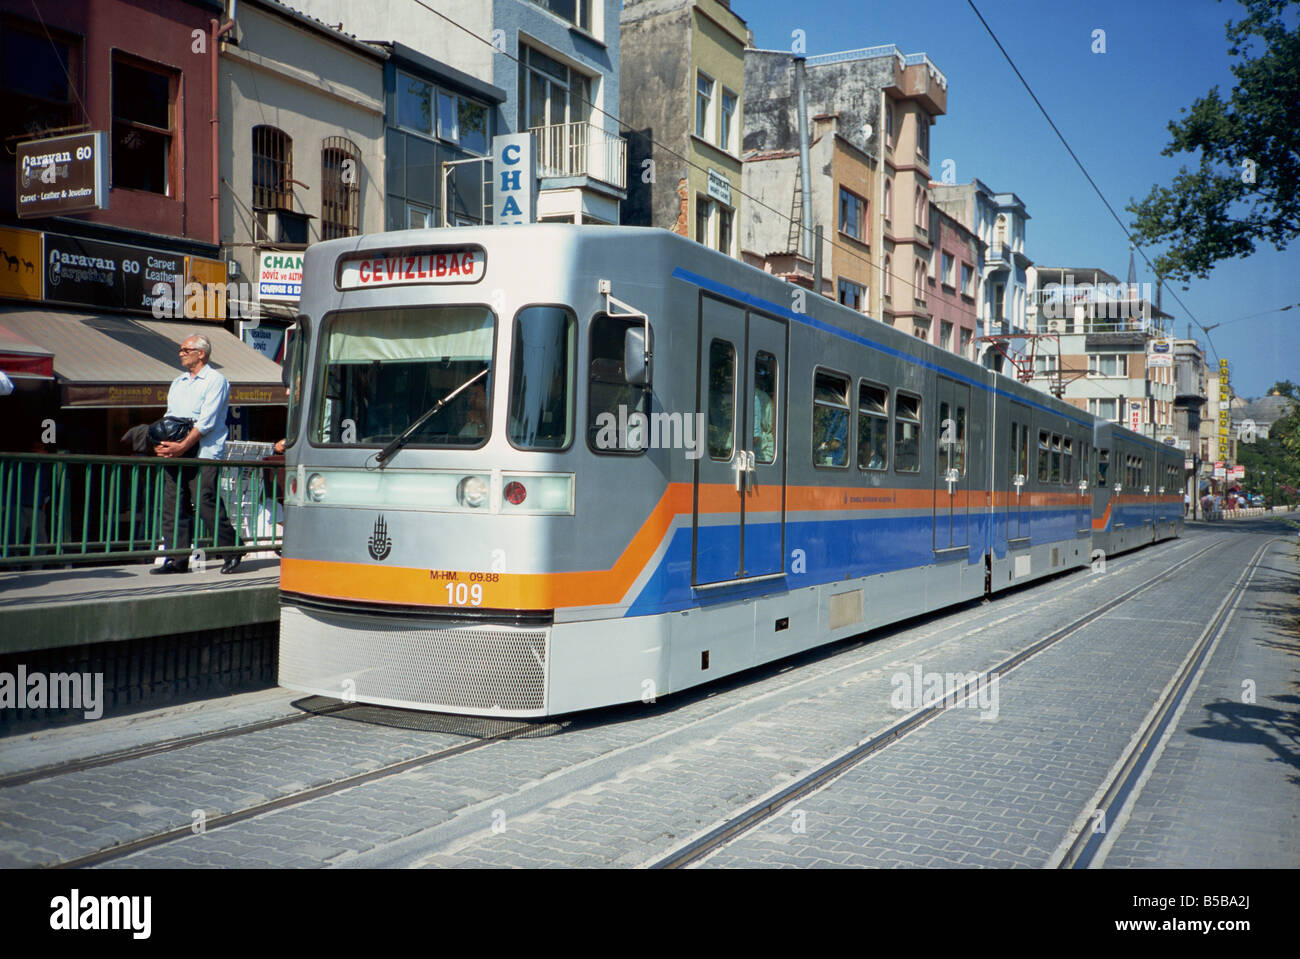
[530,121,626,191]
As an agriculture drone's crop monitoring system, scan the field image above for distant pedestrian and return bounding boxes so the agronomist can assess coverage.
[1184,492,1191,516]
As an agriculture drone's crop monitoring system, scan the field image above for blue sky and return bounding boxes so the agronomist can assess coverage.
[735,0,1298,398]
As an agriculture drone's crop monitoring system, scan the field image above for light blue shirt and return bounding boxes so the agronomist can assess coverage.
[165,365,229,460]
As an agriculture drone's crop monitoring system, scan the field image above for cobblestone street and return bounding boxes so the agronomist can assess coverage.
[3,524,1295,870]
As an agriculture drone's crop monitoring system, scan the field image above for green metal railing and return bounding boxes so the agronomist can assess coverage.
[0,453,285,568]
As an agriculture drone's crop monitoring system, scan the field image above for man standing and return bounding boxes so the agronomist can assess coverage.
[153,334,241,574]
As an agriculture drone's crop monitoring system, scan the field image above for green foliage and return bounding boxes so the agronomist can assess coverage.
[1238,380,1300,503]
[1128,0,1300,282]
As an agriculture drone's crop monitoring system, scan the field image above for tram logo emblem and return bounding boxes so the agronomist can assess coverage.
[368,515,392,561]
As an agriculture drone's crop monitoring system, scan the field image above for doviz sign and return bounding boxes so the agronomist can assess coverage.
[16,132,109,218]
[44,233,184,314]
[258,252,303,302]
[492,133,537,225]
[707,168,732,206]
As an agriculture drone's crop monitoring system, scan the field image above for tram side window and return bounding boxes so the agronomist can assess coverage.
[753,351,778,464]
[1009,422,1020,480]
[1018,424,1029,480]
[1063,437,1073,485]
[937,399,951,469]
[858,382,888,471]
[936,402,966,474]
[1098,447,1109,486]
[813,370,850,468]
[312,306,494,448]
[1050,434,1062,484]
[955,405,967,473]
[1037,430,1050,482]
[587,313,649,454]
[509,306,575,450]
[894,392,922,472]
[707,339,737,460]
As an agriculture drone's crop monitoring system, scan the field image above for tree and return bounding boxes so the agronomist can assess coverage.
[1237,380,1300,504]
[1128,0,1300,283]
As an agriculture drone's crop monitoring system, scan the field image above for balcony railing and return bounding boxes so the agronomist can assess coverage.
[530,121,627,190]
[1,452,284,568]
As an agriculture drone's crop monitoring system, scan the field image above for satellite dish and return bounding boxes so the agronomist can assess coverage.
[862,124,873,141]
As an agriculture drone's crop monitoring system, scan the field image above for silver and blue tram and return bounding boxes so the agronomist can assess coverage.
[277,225,1182,717]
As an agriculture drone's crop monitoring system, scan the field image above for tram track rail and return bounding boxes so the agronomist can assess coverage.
[49,719,547,869]
[649,538,1223,868]
[0,703,352,790]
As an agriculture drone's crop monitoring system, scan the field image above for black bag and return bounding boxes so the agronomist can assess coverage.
[147,416,195,447]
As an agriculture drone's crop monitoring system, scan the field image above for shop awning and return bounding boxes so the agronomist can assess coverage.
[0,308,286,407]
[0,320,55,380]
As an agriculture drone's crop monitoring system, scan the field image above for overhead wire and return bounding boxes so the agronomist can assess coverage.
[965,0,1220,362]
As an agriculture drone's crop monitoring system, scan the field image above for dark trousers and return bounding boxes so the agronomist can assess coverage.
[158,452,236,556]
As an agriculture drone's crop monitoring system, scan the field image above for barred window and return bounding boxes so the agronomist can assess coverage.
[252,125,292,210]
[321,137,360,240]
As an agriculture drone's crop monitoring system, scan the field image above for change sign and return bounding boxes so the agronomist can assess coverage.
[492,133,536,225]
[258,252,303,302]
[16,132,109,218]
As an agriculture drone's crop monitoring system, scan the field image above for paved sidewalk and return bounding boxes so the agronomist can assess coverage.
[1099,538,1300,868]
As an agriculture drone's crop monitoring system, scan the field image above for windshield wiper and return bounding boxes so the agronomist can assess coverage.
[374,367,489,467]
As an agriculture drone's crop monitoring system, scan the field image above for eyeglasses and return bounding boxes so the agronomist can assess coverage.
[179,348,200,354]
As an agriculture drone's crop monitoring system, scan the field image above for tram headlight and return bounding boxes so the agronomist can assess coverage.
[306,472,327,502]
[456,475,489,509]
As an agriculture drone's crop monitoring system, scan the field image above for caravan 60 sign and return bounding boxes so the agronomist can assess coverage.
[16,132,109,218]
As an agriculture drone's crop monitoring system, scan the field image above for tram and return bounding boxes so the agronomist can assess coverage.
[276,225,1183,717]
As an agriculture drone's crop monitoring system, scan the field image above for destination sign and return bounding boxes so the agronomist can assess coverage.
[338,249,484,289]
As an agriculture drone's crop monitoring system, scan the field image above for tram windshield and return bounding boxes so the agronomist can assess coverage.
[311,306,494,447]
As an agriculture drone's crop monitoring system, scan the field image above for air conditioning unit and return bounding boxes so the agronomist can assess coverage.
[1047,319,1063,333]
[254,210,280,244]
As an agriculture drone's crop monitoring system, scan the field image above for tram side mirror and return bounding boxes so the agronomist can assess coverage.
[624,324,653,387]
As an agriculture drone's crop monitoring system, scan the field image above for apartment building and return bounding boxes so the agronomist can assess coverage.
[295,0,627,224]
[620,0,748,254]
[0,0,285,454]
[1026,266,1175,441]
[741,44,947,333]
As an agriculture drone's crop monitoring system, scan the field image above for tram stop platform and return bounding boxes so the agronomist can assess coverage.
[0,559,282,730]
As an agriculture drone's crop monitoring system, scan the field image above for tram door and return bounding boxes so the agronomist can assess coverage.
[692,297,787,585]
[1007,404,1030,543]
[933,377,970,552]
[1076,437,1092,535]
